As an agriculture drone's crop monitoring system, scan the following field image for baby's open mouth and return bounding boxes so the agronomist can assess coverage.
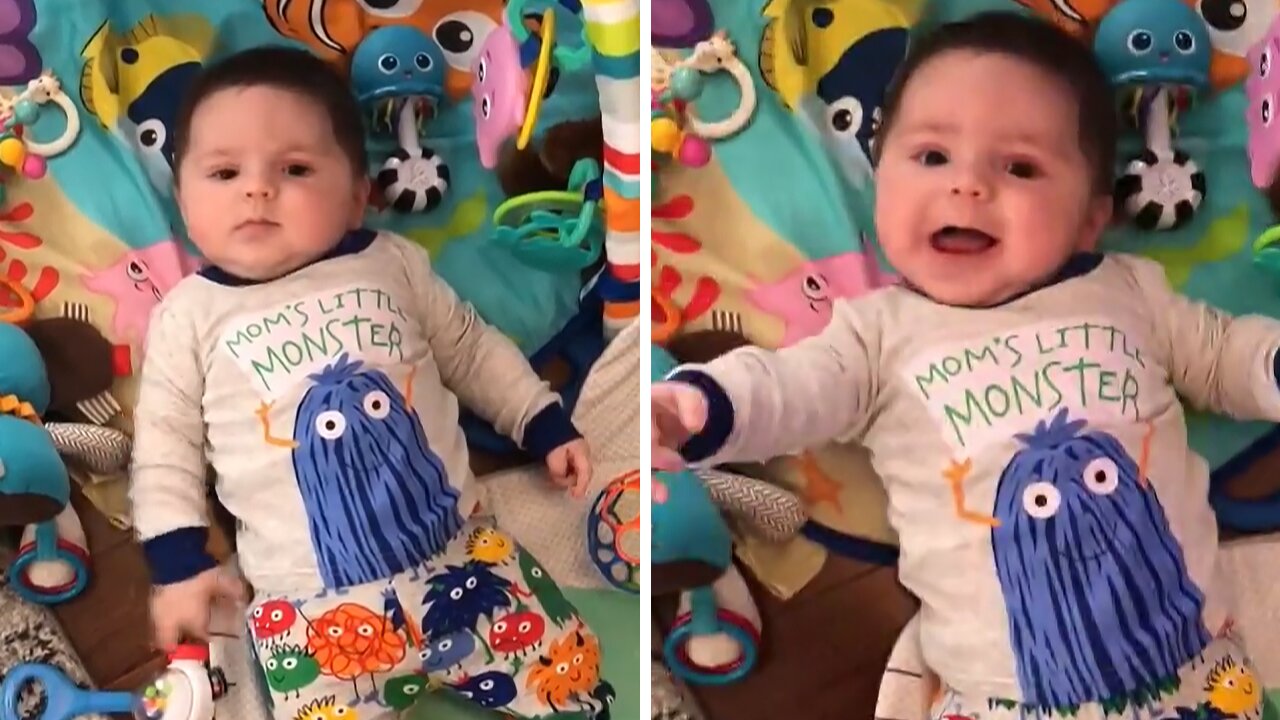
[931,226,998,255]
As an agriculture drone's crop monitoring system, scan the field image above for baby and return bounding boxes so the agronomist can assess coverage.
[654,12,1272,720]
[131,47,611,719]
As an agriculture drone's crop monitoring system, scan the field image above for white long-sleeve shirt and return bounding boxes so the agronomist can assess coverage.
[672,253,1280,710]
[130,230,577,593]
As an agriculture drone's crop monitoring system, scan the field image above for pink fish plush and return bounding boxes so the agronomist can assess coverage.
[82,239,200,344]
[747,244,896,346]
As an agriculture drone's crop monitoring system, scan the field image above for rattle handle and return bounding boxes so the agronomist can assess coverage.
[1143,86,1173,154]
[2,663,137,720]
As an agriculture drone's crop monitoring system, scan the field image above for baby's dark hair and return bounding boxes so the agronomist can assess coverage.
[875,11,1117,194]
[172,46,367,179]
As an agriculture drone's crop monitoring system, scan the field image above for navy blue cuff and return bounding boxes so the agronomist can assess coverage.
[142,527,217,585]
[667,370,735,462]
[523,403,582,458]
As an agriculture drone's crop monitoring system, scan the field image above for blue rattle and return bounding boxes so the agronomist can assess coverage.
[1,664,141,720]
[2,645,223,720]
[1093,0,1212,231]
[351,25,450,214]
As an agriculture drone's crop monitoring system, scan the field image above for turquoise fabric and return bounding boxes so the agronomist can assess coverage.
[19,0,598,351]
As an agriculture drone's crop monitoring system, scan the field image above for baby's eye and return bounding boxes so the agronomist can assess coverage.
[284,164,313,177]
[915,149,948,167]
[1006,160,1039,179]
[210,168,238,180]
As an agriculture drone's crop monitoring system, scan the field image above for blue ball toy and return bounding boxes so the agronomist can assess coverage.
[0,322,49,416]
[0,415,69,508]
[1092,0,1211,88]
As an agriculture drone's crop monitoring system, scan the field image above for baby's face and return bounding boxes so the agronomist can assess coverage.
[874,50,1111,307]
[177,86,367,281]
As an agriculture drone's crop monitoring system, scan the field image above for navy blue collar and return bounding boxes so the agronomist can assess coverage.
[198,228,378,286]
[903,252,1105,308]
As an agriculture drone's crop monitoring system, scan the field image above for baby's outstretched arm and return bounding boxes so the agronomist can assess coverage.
[395,238,579,459]
[659,303,876,467]
[1129,256,1280,420]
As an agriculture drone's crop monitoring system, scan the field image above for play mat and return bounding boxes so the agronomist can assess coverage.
[0,0,641,716]
[654,0,1280,711]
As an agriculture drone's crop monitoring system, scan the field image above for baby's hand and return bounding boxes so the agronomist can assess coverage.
[546,438,592,498]
[651,381,708,471]
[150,567,246,650]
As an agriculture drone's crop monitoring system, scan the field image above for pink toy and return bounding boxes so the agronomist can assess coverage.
[1246,14,1280,189]
[676,136,711,167]
[21,153,42,179]
[747,244,897,347]
[471,24,528,170]
[82,240,200,344]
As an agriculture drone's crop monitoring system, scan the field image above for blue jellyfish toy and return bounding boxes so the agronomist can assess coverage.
[1094,0,1212,231]
[350,25,450,214]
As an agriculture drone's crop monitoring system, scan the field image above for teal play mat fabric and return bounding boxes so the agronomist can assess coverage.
[689,0,1280,474]
[404,589,639,719]
[18,0,597,354]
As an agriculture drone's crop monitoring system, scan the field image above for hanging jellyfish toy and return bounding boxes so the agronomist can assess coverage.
[1094,0,1212,231]
[470,0,593,171]
[350,26,450,214]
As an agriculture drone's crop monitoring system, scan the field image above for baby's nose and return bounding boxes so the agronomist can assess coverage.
[950,180,989,201]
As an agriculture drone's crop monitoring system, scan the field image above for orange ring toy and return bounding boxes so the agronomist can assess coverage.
[653,292,681,345]
[0,276,34,325]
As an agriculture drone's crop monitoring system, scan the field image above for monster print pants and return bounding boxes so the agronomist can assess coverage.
[245,517,614,720]
[930,635,1264,720]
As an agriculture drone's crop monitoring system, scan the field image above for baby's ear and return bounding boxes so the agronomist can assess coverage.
[350,174,371,226]
[1081,194,1114,249]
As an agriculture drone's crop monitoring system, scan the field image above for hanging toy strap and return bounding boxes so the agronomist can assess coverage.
[0,275,35,325]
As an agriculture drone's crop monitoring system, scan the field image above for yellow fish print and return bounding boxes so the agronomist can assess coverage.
[759,0,914,110]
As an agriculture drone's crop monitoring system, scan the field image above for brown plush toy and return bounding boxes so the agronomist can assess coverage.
[496,115,606,198]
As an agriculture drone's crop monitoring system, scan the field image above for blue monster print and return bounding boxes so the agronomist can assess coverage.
[420,630,476,674]
[987,409,1209,710]
[422,561,513,663]
[283,353,463,589]
[451,670,517,709]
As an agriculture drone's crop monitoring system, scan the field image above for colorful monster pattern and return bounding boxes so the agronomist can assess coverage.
[977,410,1209,711]
[245,518,612,719]
[929,636,1263,720]
[287,353,463,590]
